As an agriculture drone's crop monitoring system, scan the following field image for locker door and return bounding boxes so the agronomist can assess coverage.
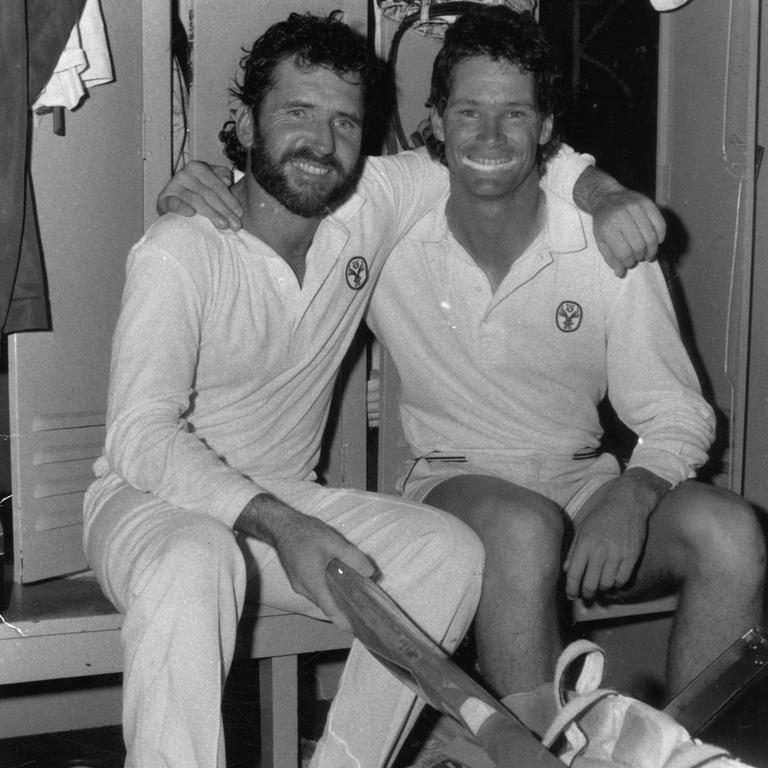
[743,8,768,511]
[656,0,759,493]
[7,0,171,582]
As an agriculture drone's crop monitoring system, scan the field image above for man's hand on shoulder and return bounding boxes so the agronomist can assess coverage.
[574,166,667,277]
[156,161,243,231]
[235,493,376,632]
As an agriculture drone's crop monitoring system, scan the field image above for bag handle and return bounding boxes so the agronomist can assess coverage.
[540,640,609,762]
[554,639,606,706]
[542,687,618,756]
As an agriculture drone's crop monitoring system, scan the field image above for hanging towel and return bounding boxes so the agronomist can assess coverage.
[32,0,113,113]
[649,0,693,11]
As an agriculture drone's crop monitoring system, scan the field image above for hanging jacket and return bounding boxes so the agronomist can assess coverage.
[0,0,86,334]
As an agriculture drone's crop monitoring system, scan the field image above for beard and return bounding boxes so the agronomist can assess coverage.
[249,136,363,218]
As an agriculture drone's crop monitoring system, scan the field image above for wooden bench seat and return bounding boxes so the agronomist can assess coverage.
[0,571,351,767]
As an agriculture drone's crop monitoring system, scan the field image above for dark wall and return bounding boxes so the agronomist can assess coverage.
[541,0,659,197]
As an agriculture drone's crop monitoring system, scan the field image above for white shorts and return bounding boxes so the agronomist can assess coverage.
[398,451,622,519]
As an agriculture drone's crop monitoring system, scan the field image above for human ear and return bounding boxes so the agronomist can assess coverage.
[430,107,446,143]
[235,106,256,149]
[539,114,554,146]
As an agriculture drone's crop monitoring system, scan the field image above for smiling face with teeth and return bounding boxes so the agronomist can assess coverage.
[237,57,366,218]
[430,55,553,204]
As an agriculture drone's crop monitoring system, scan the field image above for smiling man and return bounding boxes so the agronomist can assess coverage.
[84,13,488,768]
[365,5,765,714]
[235,64,364,221]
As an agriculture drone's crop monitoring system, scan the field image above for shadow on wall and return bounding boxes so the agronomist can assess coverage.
[0,337,9,586]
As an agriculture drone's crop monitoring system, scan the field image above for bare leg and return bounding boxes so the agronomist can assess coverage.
[425,475,565,696]
[583,480,766,698]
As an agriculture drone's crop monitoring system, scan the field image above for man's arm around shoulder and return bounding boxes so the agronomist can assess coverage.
[573,165,667,277]
[157,148,668,275]
[158,162,244,231]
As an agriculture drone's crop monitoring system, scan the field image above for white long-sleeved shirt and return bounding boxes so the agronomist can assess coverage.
[367,189,715,487]
[89,147,593,525]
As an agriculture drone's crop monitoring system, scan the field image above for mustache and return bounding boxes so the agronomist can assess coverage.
[281,147,345,176]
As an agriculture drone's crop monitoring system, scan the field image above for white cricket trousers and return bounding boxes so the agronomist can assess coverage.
[83,475,484,768]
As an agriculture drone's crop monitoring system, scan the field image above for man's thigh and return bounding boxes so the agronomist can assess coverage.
[243,482,480,614]
[84,479,241,613]
[403,453,621,518]
[424,473,561,531]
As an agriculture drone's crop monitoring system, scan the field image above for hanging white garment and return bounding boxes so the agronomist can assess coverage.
[649,0,694,11]
[32,0,113,112]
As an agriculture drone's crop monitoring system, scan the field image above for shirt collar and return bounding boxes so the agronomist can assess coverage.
[407,187,589,258]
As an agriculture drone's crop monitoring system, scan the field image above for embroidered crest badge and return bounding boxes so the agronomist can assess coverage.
[556,300,583,332]
[345,257,369,290]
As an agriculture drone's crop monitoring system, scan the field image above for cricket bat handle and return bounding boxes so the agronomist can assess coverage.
[326,559,561,767]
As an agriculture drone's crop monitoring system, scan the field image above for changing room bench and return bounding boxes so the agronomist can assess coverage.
[0,571,351,768]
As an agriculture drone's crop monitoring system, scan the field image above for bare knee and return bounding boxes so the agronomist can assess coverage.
[472,491,562,546]
[467,492,564,586]
[424,476,564,587]
[676,488,766,585]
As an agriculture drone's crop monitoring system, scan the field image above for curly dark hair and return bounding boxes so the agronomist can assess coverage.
[427,5,562,166]
[219,11,390,170]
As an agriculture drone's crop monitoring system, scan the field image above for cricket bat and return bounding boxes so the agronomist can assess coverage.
[325,558,561,768]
